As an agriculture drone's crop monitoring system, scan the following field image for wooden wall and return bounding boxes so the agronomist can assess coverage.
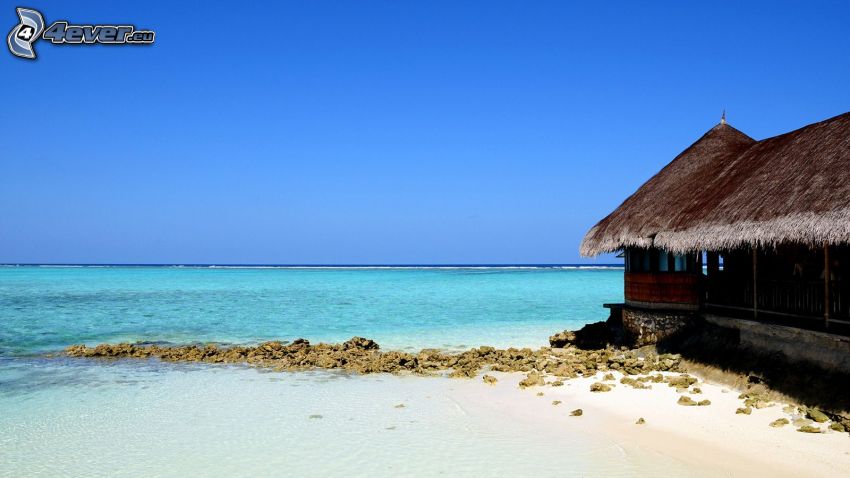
[625,272,700,306]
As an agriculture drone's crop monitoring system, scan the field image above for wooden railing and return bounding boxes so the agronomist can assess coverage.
[705,278,850,326]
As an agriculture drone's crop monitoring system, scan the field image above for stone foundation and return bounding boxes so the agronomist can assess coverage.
[622,307,695,347]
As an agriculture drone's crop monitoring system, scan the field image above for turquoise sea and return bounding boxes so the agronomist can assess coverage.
[1,266,651,478]
[0,265,623,355]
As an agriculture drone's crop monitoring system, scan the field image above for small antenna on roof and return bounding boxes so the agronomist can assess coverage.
[720,109,727,125]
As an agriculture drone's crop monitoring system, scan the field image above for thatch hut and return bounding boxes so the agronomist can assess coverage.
[581,111,850,341]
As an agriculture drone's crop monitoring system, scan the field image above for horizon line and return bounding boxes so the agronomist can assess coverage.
[0,263,623,268]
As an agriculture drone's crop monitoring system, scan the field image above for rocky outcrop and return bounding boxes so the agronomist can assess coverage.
[66,337,685,378]
[622,308,696,347]
[549,312,623,349]
[548,330,577,348]
[548,306,697,349]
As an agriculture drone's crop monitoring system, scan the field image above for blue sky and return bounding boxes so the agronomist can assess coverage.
[2,1,849,264]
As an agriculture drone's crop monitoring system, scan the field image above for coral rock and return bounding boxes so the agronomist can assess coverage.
[806,408,829,423]
[519,371,545,389]
[590,382,612,393]
[769,418,789,428]
[343,337,379,351]
[677,396,697,406]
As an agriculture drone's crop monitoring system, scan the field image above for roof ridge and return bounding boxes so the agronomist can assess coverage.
[754,109,850,144]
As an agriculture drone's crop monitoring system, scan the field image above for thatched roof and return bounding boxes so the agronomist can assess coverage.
[581,111,850,256]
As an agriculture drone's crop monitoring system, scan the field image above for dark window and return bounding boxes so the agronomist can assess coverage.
[627,248,698,273]
[658,250,670,272]
[626,248,653,272]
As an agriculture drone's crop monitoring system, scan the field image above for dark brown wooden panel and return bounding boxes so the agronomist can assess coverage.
[625,272,700,305]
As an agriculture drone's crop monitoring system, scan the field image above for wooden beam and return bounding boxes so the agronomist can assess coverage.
[824,241,831,329]
[752,247,758,320]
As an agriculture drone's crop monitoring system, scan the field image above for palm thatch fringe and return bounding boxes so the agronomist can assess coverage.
[581,209,850,256]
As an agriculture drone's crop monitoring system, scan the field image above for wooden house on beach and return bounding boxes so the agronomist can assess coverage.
[581,111,850,367]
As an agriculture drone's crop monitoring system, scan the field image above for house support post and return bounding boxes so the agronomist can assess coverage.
[706,252,719,276]
[752,246,758,320]
[824,241,831,329]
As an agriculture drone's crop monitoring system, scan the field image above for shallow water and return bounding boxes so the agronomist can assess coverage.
[0,359,709,478]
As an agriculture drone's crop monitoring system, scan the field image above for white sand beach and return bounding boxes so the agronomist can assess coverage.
[457,370,850,477]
